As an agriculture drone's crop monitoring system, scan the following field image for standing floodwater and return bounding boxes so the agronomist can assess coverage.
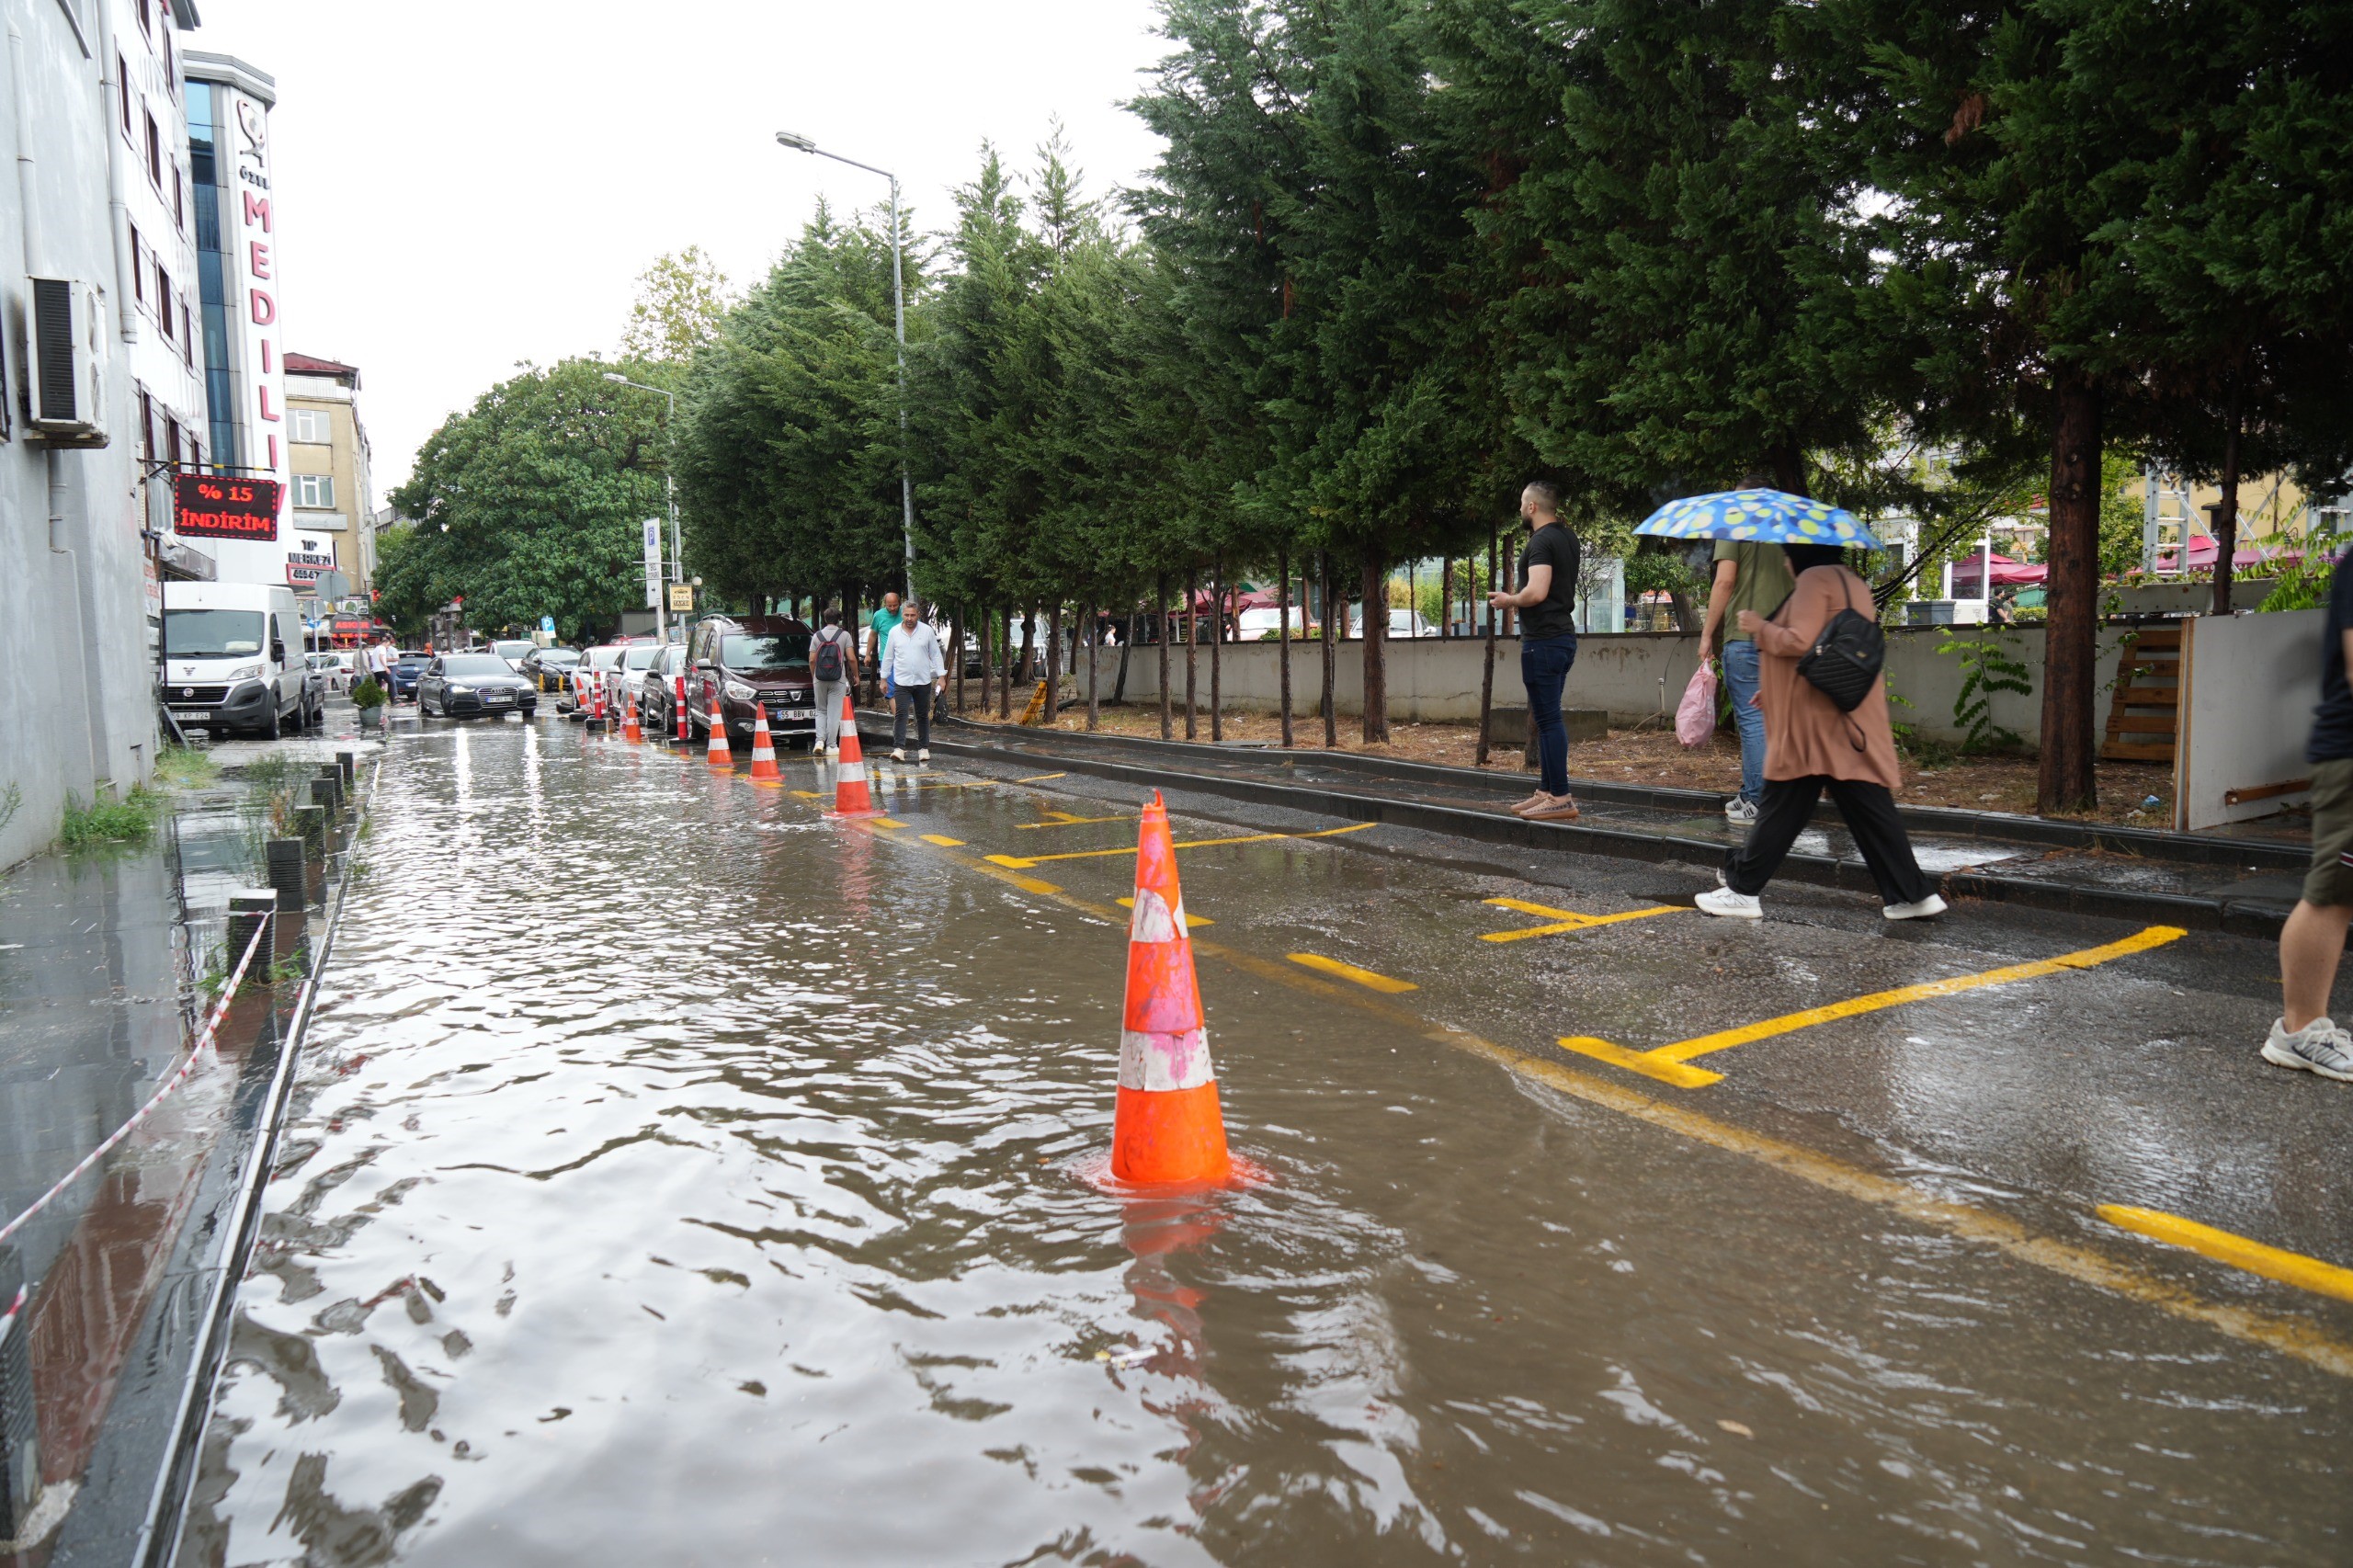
[178,721,2348,1566]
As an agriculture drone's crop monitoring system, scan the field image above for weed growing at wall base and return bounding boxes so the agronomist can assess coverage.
[60,786,165,849]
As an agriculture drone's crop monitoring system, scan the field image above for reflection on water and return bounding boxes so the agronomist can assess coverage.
[179,722,2347,1567]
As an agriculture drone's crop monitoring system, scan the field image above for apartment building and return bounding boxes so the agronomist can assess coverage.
[284,352,376,603]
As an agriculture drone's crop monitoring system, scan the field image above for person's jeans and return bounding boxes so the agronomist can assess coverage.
[1722,639,1766,805]
[893,686,934,751]
[813,678,848,749]
[1519,633,1578,797]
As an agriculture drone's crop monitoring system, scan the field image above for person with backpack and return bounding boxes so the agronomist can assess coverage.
[810,607,858,756]
[1697,541,1944,921]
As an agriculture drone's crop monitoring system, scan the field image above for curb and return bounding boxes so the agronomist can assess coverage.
[868,719,2290,939]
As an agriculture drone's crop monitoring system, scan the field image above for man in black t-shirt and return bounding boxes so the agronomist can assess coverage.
[1486,480,1583,821]
[2267,559,2353,1081]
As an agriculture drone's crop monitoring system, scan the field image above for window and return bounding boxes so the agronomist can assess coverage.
[181,301,195,366]
[175,167,185,230]
[189,435,202,472]
[140,390,154,457]
[293,473,335,509]
[136,0,152,38]
[155,262,173,337]
[119,56,132,135]
[130,226,145,303]
[290,408,333,444]
[145,111,162,188]
[165,418,182,466]
[162,26,175,93]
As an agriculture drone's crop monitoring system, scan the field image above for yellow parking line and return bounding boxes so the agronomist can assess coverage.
[921,834,965,847]
[1561,926,2187,1088]
[790,790,824,800]
[1482,897,1686,943]
[1016,772,1068,784]
[1018,812,1131,829]
[1119,895,1211,928]
[986,821,1374,870]
[1288,953,1416,993]
[869,817,905,829]
[2099,1206,2353,1306]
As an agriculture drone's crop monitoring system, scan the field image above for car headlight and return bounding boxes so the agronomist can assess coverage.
[449,684,476,696]
[723,680,756,701]
[228,664,264,681]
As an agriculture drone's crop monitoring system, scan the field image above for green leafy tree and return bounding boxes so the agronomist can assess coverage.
[385,359,670,645]
[620,246,733,366]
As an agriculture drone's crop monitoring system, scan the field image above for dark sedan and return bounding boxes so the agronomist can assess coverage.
[522,646,580,692]
[388,653,431,703]
[416,653,540,719]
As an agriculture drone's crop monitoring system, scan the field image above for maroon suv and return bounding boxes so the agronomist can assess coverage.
[688,614,818,747]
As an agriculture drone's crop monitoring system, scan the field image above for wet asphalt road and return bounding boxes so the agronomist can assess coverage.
[179,713,2352,1566]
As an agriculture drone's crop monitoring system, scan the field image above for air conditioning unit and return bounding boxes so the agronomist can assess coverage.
[25,277,108,447]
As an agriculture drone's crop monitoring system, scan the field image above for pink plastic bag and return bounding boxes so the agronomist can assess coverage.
[1675,663,1719,747]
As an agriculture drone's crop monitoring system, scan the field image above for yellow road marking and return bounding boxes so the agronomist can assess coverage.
[1288,953,1417,993]
[921,834,966,846]
[790,793,2353,1378]
[1018,812,1131,829]
[1482,897,1687,943]
[2099,1205,2353,1306]
[790,790,823,800]
[1015,772,1069,783]
[869,817,905,829]
[986,821,1375,869]
[1118,895,1211,928]
[1562,926,2187,1087]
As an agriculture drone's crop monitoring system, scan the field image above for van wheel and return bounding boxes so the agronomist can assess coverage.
[266,703,282,741]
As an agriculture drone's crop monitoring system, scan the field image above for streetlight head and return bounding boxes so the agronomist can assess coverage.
[775,131,816,153]
[603,371,628,383]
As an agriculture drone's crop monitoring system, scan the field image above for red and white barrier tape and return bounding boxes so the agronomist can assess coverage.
[0,921,270,1250]
[0,1284,25,1346]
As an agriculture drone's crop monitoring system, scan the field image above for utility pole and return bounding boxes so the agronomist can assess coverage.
[603,373,678,639]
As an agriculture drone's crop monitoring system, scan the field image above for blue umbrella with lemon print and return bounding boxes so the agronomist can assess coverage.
[1634,488,1884,550]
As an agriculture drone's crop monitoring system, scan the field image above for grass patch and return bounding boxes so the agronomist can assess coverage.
[61,784,166,848]
[153,744,221,789]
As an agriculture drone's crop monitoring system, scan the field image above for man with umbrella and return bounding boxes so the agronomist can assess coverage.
[1637,490,1943,921]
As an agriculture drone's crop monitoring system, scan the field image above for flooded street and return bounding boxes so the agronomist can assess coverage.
[180,718,2350,1566]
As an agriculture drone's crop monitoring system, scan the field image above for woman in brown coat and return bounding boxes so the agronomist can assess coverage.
[1696,542,1946,921]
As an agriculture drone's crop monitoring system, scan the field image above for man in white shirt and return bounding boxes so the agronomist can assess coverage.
[881,598,946,764]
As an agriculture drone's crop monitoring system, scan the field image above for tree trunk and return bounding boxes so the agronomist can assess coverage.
[1319,551,1336,749]
[1044,602,1063,723]
[1210,558,1224,743]
[2211,375,2245,617]
[1278,543,1293,748]
[1666,589,1696,632]
[1185,570,1199,741]
[1115,613,1133,704]
[1440,554,1451,638]
[1360,557,1389,744]
[1157,577,1173,741]
[949,607,964,716]
[980,602,993,719]
[2038,370,2104,814]
[1769,442,1806,497]
[1000,606,1015,721]
[1086,603,1100,730]
[1477,521,1498,767]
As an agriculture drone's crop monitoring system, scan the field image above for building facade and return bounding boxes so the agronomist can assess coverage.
[0,0,210,868]
[283,352,376,609]
[181,49,286,588]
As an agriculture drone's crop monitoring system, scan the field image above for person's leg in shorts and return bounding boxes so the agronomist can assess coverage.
[2269,757,2353,1079]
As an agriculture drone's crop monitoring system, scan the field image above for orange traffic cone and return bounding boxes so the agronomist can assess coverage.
[705,692,733,769]
[1111,792,1230,1186]
[827,692,875,816]
[674,674,690,744]
[590,673,608,730]
[747,703,779,782]
[621,686,643,743]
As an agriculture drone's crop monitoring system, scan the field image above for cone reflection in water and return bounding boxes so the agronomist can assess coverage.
[828,692,874,816]
[747,703,779,782]
[705,691,733,769]
[1112,792,1230,1185]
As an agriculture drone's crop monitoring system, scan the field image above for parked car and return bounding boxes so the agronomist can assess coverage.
[639,644,692,736]
[1347,607,1437,639]
[417,653,540,719]
[563,644,628,718]
[522,646,579,692]
[688,615,816,746]
[389,653,431,704]
[612,642,667,722]
[161,581,307,738]
[1237,607,1318,642]
[491,638,537,670]
[308,652,347,693]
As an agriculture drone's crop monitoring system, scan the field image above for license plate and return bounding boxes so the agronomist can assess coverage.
[485,690,513,704]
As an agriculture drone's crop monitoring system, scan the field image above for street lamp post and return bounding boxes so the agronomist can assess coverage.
[603,372,678,642]
[776,131,915,593]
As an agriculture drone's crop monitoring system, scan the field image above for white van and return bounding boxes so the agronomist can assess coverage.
[162,581,309,738]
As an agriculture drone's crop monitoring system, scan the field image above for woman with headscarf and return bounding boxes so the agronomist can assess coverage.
[1697,542,1945,921]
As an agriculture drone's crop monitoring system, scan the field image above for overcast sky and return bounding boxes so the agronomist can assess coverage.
[191,0,1175,495]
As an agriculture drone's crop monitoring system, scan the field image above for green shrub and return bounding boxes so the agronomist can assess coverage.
[153,744,220,789]
[2258,549,2340,613]
[61,785,165,848]
[352,675,387,708]
[1937,631,2034,754]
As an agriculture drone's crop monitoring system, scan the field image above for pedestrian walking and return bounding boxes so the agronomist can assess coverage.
[867,592,901,702]
[810,608,858,756]
[1698,537,1794,825]
[1698,543,1945,921]
[2261,560,2353,1081]
[1485,480,1583,821]
[883,598,946,764]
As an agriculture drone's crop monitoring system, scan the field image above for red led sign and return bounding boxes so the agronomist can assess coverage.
[174,473,282,540]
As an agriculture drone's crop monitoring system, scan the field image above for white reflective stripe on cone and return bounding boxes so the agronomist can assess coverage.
[1128,887,1187,944]
[1119,1027,1214,1093]
[838,761,867,783]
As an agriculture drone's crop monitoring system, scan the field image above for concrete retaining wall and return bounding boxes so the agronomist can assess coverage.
[1080,626,2134,746]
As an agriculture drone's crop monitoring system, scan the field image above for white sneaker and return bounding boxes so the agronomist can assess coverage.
[917,748,930,764]
[2261,1017,2353,1082]
[890,748,907,763]
[1696,887,1762,919]
[825,744,840,757]
[1723,797,1759,824]
[1883,894,1948,921]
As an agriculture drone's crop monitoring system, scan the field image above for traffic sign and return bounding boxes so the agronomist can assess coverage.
[540,615,555,632]
[668,584,694,613]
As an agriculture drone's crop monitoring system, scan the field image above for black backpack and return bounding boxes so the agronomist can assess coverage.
[813,630,845,684]
[1794,571,1884,714]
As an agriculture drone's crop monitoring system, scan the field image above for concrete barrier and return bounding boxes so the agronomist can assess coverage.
[1108,627,2132,746]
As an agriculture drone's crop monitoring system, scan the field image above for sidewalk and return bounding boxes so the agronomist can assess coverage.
[878,711,2307,937]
